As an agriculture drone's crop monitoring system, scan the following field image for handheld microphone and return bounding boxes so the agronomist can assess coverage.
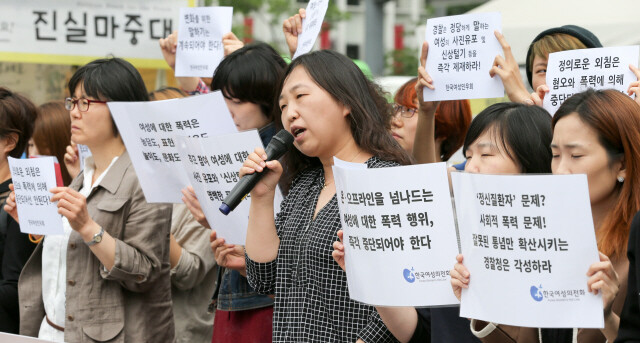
[219,129,294,215]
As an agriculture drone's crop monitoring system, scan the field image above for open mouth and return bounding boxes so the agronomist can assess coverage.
[292,127,306,138]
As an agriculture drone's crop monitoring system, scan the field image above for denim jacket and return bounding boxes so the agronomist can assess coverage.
[217,269,273,311]
[216,122,276,311]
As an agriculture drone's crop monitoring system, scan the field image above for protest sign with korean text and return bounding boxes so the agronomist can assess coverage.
[335,160,460,306]
[8,156,63,235]
[544,46,639,115]
[175,7,233,77]
[176,131,282,245]
[451,172,603,328]
[423,12,503,101]
[109,92,237,203]
[0,0,192,69]
[292,0,329,59]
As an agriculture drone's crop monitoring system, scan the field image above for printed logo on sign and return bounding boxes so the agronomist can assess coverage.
[403,267,449,283]
[403,267,416,283]
[529,285,586,302]
[530,285,544,302]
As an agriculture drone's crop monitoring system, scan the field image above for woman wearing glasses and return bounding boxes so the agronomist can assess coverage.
[6,58,175,342]
[390,77,472,164]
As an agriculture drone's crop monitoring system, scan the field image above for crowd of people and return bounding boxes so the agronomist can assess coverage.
[0,7,638,343]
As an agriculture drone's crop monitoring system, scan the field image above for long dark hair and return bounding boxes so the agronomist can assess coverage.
[553,89,640,260]
[34,101,72,185]
[277,50,412,187]
[463,102,552,174]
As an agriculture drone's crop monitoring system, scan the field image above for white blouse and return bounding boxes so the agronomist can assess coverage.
[38,156,118,342]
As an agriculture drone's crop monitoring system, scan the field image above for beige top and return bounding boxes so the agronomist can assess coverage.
[19,151,175,342]
[170,203,217,343]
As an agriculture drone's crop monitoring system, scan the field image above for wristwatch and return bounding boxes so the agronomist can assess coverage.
[85,226,105,246]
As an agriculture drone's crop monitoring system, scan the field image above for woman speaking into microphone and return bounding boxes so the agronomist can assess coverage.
[240,50,411,342]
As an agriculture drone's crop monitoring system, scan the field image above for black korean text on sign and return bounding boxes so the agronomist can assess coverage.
[32,10,174,45]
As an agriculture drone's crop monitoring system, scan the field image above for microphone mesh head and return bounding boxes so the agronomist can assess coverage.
[274,129,294,147]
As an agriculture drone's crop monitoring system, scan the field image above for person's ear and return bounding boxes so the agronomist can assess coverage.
[342,104,351,118]
[1,133,18,156]
[616,156,626,183]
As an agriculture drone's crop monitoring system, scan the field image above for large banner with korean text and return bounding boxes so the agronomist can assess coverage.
[0,0,192,68]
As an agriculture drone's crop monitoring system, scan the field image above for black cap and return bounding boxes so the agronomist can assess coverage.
[525,25,602,87]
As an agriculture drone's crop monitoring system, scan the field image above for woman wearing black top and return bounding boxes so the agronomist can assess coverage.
[615,211,640,343]
[0,87,38,333]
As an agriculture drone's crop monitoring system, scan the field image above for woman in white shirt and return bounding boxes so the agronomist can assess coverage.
[6,57,175,342]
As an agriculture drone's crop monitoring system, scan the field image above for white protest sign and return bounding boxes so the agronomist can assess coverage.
[77,144,92,172]
[335,160,459,306]
[175,7,233,77]
[0,0,190,69]
[292,0,329,59]
[543,46,639,115]
[176,131,282,245]
[423,12,503,101]
[8,156,63,235]
[109,92,237,203]
[0,332,55,342]
[451,172,603,328]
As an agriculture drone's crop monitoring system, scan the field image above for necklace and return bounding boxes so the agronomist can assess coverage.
[323,150,362,189]
[323,179,334,189]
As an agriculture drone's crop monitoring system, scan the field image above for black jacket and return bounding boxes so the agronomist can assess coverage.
[0,178,37,334]
[615,211,640,343]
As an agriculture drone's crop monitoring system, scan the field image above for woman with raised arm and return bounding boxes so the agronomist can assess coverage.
[452,89,640,342]
[390,77,471,164]
[180,42,287,343]
[149,87,218,343]
[333,40,554,342]
[242,50,412,342]
[334,100,553,343]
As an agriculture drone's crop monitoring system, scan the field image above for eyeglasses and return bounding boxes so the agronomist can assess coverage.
[64,97,107,112]
[393,104,418,118]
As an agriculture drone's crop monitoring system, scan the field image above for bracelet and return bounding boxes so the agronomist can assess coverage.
[29,234,43,244]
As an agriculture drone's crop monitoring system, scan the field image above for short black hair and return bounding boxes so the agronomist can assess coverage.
[0,87,37,158]
[463,102,552,174]
[68,57,149,136]
[210,42,287,122]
